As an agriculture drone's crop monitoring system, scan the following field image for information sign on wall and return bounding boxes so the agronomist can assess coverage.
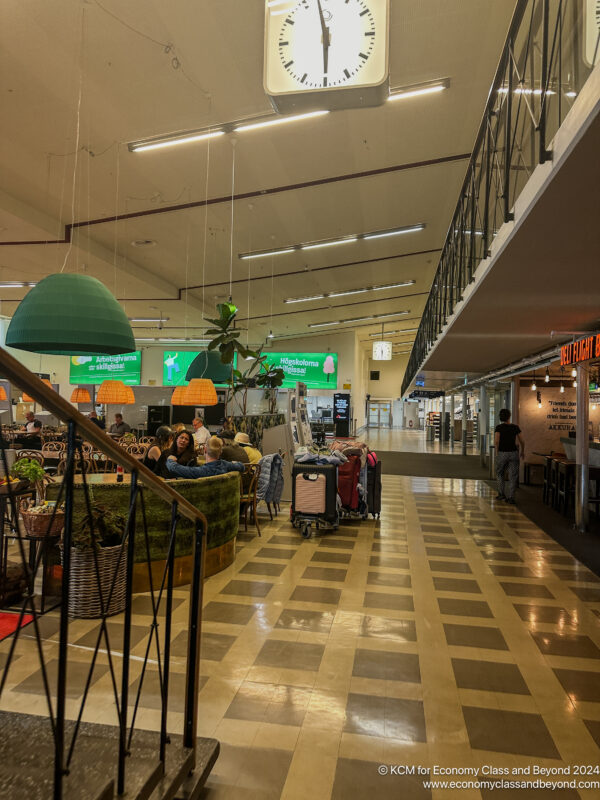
[163,351,233,386]
[268,353,338,389]
[560,334,600,367]
[69,353,141,385]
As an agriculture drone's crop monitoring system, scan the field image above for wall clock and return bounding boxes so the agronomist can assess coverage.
[264,0,390,113]
[372,340,392,361]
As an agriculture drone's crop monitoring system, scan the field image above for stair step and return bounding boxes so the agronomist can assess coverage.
[0,711,219,800]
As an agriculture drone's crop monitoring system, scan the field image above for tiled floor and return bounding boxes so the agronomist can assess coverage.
[2,475,600,798]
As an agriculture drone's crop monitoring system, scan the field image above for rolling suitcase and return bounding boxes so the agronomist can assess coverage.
[292,462,338,537]
[367,460,382,518]
[337,454,361,511]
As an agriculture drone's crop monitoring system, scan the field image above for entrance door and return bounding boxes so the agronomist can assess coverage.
[368,401,391,428]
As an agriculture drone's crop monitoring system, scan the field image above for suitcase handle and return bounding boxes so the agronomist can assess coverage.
[301,473,319,482]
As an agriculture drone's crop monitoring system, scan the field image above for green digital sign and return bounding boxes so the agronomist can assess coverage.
[269,352,338,389]
[69,353,141,385]
[163,351,233,387]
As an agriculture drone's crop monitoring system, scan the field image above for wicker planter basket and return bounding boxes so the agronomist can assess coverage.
[64,544,126,619]
[20,501,65,538]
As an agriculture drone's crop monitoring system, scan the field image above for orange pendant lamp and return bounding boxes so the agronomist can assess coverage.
[23,378,53,402]
[70,387,92,404]
[181,378,217,406]
[170,385,188,405]
[0,386,7,401]
[96,380,135,405]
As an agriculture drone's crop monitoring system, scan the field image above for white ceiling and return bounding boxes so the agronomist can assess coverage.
[0,0,517,355]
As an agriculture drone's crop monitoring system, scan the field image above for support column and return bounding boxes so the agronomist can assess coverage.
[442,394,447,443]
[450,395,455,450]
[575,363,589,533]
[511,379,519,427]
[479,385,488,465]
[462,389,468,456]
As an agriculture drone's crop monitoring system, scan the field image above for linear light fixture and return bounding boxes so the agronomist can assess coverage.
[388,79,449,102]
[301,237,358,251]
[285,280,416,304]
[369,327,418,337]
[0,282,37,288]
[240,223,425,260]
[236,110,329,132]
[309,310,409,328]
[130,130,225,153]
[129,317,170,323]
[135,337,210,344]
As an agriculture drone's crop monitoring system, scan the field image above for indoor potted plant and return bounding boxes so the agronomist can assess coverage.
[67,502,127,618]
[11,457,53,502]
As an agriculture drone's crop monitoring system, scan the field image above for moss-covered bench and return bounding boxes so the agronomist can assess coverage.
[48,471,240,589]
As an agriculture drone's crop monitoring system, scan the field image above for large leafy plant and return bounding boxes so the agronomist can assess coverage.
[73,502,126,551]
[205,303,258,412]
[255,361,285,414]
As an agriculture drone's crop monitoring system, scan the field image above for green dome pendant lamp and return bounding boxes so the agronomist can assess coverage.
[6,274,135,355]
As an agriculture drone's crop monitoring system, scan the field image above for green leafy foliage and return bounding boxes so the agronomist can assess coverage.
[73,502,126,551]
[11,457,46,484]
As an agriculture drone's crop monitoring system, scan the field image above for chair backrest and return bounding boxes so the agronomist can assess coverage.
[41,441,65,454]
[138,436,155,445]
[16,449,44,465]
[242,463,260,497]
[57,454,92,475]
[80,442,93,456]
[126,443,149,460]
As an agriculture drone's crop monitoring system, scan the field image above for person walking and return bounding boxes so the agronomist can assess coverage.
[494,409,525,504]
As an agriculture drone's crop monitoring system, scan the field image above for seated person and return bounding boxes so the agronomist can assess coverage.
[15,411,43,449]
[108,413,131,436]
[220,430,249,463]
[143,425,173,477]
[88,410,105,430]
[234,432,262,464]
[166,436,245,478]
[192,416,211,449]
[167,430,197,467]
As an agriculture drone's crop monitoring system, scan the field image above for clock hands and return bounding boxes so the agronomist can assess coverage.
[316,0,330,79]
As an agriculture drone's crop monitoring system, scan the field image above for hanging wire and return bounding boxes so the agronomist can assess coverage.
[229,140,237,301]
[269,249,274,337]
[246,206,252,348]
[184,189,192,338]
[112,144,121,297]
[201,135,211,323]
[60,6,85,273]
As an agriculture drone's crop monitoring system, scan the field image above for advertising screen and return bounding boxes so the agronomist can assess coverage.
[268,353,338,390]
[163,351,233,386]
[69,353,141,385]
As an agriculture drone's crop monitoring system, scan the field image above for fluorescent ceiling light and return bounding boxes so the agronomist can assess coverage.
[310,310,409,328]
[301,237,358,251]
[0,282,37,288]
[129,317,170,323]
[363,226,424,240]
[239,224,425,260]
[285,280,416,304]
[130,130,224,153]
[368,327,418,337]
[235,110,329,133]
[388,82,447,102]
[284,294,326,304]
[241,248,295,261]
[268,0,293,6]
[135,338,210,344]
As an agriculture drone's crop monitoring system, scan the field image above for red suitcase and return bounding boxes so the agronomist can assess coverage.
[337,454,361,511]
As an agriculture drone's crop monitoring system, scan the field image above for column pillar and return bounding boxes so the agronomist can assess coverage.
[442,394,447,443]
[479,385,488,465]
[511,378,519,427]
[462,389,468,456]
[450,395,455,450]
[575,363,589,533]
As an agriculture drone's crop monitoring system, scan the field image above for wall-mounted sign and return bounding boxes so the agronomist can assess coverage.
[268,352,338,389]
[409,389,445,399]
[415,378,426,387]
[560,334,600,367]
[372,341,392,361]
[163,351,233,386]
[69,353,141,385]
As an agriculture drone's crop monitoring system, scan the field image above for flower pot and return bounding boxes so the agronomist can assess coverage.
[64,544,126,618]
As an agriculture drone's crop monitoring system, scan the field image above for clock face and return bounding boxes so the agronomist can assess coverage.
[264,0,389,103]
[278,0,375,89]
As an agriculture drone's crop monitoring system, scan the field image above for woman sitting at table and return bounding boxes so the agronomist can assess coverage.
[143,425,173,477]
[166,430,197,468]
[166,436,245,479]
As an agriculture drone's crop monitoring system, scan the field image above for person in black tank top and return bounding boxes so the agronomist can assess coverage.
[494,409,525,504]
[144,426,174,478]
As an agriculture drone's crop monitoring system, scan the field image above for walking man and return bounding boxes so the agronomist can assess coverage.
[494,408,525,504]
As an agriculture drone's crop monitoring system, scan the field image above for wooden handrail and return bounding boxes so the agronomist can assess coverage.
[0,346,205,524]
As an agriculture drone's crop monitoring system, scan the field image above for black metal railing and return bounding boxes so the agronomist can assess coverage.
[401,0,599,396]
[0,346,214,799]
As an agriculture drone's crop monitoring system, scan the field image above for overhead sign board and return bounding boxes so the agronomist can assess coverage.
[163,351,233,386]
[560,334,600,367]
[268,352,338,390]
[409,390,445,399]
[69,353,141,385]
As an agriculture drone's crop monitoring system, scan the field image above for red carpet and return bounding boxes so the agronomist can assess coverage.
[0,612,34,642]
